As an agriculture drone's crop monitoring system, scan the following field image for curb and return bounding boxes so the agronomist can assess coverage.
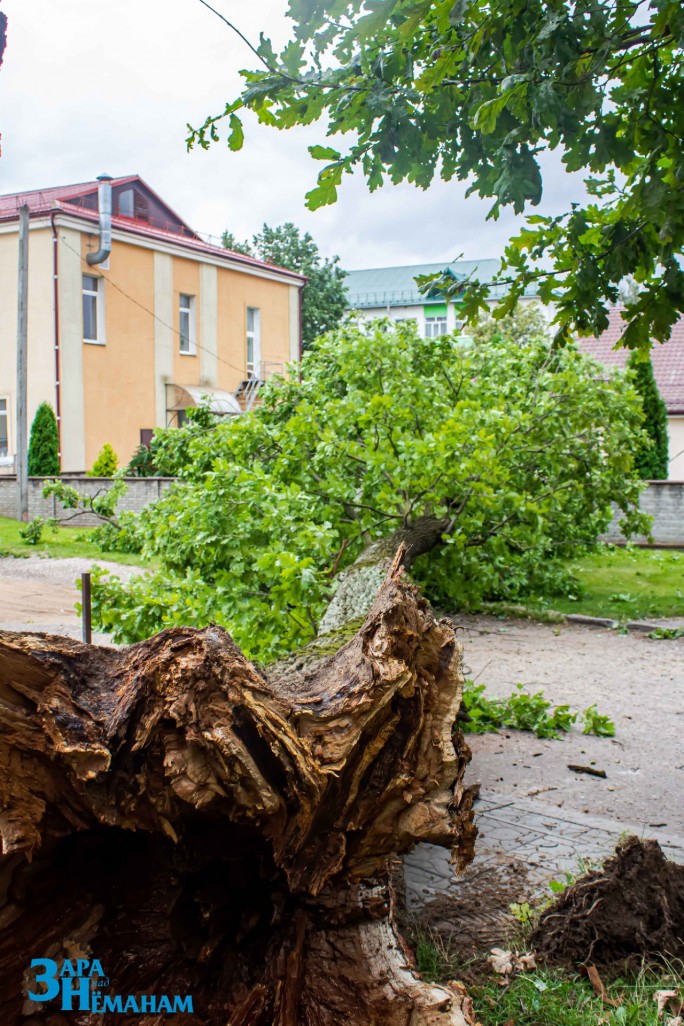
[564,613,682,634]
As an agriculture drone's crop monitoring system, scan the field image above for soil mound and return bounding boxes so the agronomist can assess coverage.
[530,836,684,967]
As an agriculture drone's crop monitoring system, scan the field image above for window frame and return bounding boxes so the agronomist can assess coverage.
[82,273,106,345]
[179,293,197,356]
[246,306,262,377]
[424,315,448,339]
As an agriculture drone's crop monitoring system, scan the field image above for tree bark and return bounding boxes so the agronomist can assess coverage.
[0,553,478,1025]
[319,516,450,634]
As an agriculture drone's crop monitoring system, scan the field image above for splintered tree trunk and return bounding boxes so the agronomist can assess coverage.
[0,553,478,1025]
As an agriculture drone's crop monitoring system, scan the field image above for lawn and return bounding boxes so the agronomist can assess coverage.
[471,967,677,1026]
[415,930,682,1026]
[548,545,684,621]
[0,516,148,567]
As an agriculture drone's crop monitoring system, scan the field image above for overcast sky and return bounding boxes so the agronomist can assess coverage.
[1,0,588,270]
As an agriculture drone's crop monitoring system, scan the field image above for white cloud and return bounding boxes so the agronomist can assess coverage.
[1,0,588,269]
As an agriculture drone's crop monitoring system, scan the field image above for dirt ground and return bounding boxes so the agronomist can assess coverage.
[455,613,684,835]
[1,556,683,834]
[0,555,142,635]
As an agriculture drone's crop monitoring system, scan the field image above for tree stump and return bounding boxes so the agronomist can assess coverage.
[0,557,478,1024]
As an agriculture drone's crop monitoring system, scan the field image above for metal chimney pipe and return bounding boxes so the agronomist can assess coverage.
[86,174,113,265]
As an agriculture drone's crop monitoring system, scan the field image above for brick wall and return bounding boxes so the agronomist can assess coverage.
[0,476,176,526]
[602,482,684,546]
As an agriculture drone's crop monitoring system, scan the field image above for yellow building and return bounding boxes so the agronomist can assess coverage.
[0,175,304,471]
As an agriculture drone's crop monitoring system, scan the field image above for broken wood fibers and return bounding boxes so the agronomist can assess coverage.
[0,559,479,1025]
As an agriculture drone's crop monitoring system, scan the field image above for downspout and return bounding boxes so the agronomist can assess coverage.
[86,174,113,265]
[50,210,62,467]
[299,282,304,362]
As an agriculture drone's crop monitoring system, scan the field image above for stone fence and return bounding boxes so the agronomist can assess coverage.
[0,476,176,527]
[601,481,684,546]
[0,476,682,546]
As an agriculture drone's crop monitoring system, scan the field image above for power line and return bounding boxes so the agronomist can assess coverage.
[58,233,252,380]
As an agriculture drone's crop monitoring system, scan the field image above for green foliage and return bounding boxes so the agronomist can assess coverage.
[471,303,552,347]
[125,443,159,478]
[189,0,684,354]
[27,402,60,476]
[648,626,684,640]
[221,222,348,347]
[88,443,119,478]
[220,231,253,256]
[472,968,681,1025]
[86,321,649,660]
[628,352,669,479]
[461,681,615,739]
[581,703,616,737]
[19,516,57,546]
[43,474,128,525]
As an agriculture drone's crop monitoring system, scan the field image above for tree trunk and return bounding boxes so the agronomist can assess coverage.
[319,516,450,634]
[0,553,478,1025]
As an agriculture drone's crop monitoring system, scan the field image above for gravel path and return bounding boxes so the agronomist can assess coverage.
[0,555,143,635]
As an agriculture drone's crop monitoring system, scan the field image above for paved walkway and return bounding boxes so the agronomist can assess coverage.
[405,790,684,912]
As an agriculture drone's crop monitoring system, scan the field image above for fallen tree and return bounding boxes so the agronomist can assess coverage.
[0,556,478,1025]
[81,318,650,660]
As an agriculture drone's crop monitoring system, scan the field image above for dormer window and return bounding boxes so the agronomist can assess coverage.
[118,189,134,218]
[116,187,150,222]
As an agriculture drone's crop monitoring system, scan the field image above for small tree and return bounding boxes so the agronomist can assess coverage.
[27,402,60,476]
[125,442,158,478]
[89,443,119,478]
[628,352,669,479]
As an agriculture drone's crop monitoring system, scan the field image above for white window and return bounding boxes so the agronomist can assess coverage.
[179,294,196,355]
[424,316,448,339]
[82,274,105,344]
[246,307,261,376]
[0,398,8,457]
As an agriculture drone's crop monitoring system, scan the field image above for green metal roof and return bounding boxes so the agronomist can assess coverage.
[345,258,537,309]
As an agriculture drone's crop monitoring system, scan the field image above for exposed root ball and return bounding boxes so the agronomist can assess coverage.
[530,836,684,967]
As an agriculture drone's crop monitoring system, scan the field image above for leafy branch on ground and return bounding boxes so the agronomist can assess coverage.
[461,681,615,739]
[42,475,129,528]
[18,516,58,546]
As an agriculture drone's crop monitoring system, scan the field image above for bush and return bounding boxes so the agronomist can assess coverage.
[27,402,60,476]
[125,443,158,478]
[88,444,119,478]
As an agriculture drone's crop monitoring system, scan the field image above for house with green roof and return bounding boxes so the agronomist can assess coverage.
[346,258,541,337]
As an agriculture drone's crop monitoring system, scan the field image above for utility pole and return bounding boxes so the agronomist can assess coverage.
[16,204,29,522]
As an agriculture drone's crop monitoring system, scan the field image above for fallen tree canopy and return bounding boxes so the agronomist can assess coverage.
[0,558,478,1025]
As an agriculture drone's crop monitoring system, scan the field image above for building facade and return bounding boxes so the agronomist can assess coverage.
[345,259,542,337]
[0,176,305,472]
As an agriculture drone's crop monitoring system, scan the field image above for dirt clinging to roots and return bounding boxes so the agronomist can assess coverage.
[530,836,684,968]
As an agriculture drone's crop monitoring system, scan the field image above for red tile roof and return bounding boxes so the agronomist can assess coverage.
[577,308,684,414]
[0,177,307,284]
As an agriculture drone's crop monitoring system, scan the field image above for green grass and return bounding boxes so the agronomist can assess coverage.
[0,516,149,567]
[471,967,681,1026]
[414,929,683,1026]
[549,546,684,621]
